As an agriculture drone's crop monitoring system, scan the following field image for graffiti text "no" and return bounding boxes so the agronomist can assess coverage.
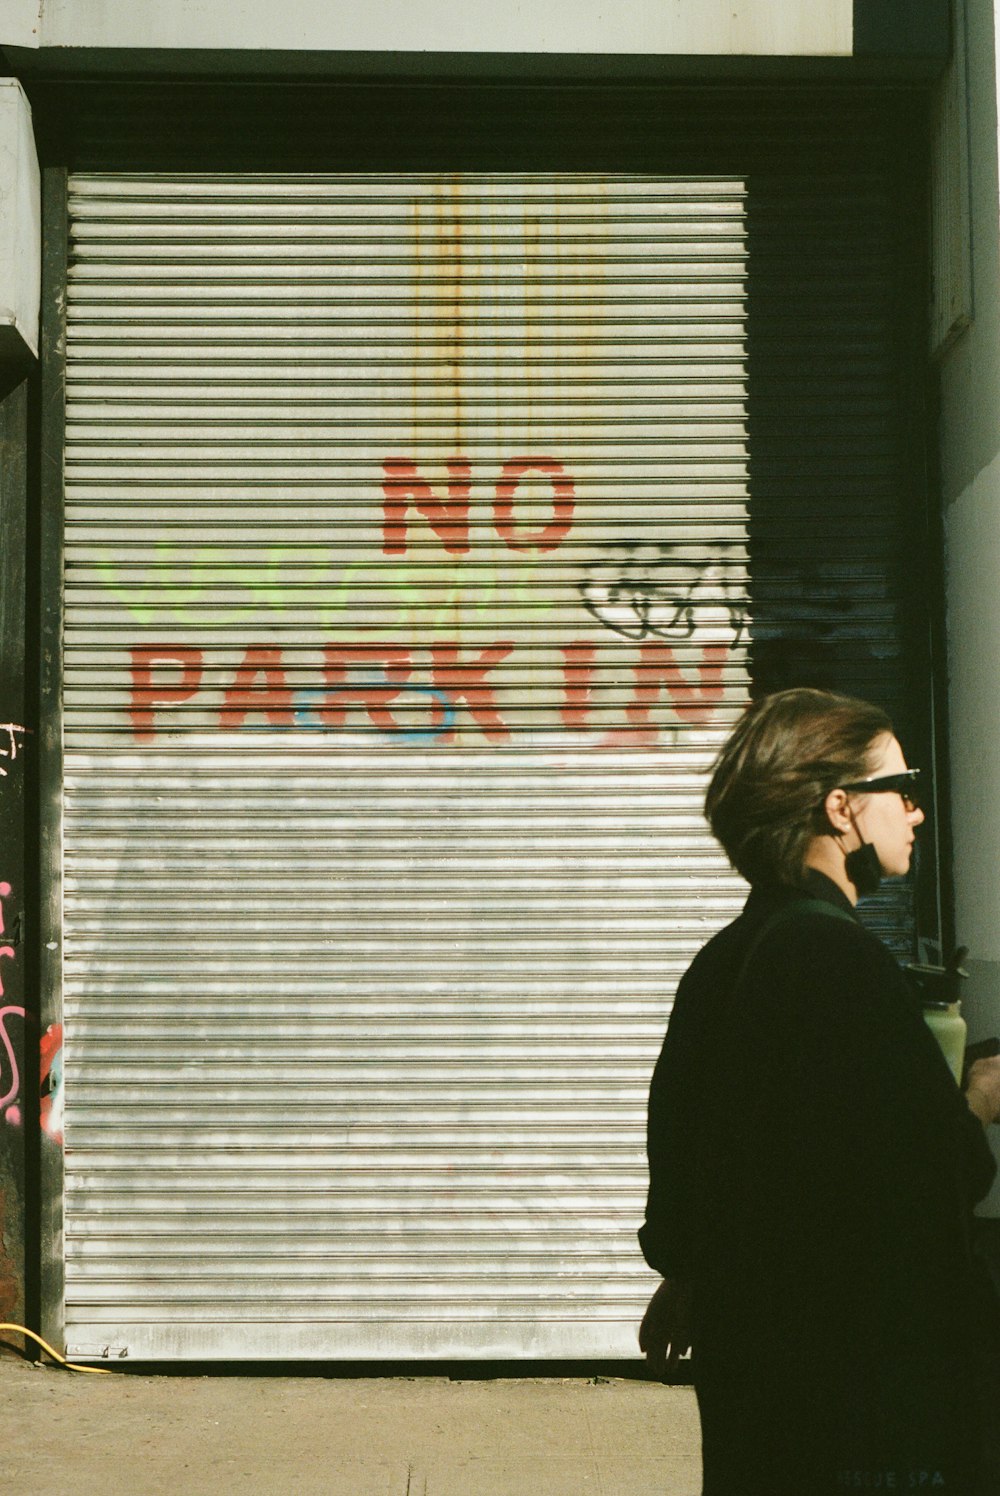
[382,457,575,557]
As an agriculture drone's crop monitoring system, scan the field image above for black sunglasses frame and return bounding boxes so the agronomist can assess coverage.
[839,769,922,811]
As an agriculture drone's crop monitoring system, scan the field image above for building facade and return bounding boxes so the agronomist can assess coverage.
[1,1,990,1364]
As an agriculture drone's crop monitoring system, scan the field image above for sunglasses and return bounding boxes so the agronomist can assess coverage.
[839,769,922,811]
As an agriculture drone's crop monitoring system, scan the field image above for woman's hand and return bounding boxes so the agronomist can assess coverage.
[638,1277,693,1378]
[965,1054,1000,1125]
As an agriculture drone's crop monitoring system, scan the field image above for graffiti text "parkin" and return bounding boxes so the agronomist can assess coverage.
[129,641,728,743]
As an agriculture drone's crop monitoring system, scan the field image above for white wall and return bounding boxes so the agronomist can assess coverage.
[3,1,40,50]
[0,79,39,363]
[7,0,853,58]
[938,0,1000,1210]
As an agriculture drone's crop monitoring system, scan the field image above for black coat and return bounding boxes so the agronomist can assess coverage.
[640,870,997,1495]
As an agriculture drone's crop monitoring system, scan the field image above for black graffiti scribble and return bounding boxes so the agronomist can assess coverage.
[578,542,746,643]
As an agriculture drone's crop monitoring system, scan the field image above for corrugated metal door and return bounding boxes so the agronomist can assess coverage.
[59,169,917,1361]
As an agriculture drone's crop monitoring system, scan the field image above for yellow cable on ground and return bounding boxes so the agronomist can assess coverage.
[0,1323,113,1374]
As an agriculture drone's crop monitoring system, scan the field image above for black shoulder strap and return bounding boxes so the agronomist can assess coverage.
[736,897,856,989]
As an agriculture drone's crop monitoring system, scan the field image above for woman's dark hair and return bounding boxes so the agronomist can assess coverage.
[705,688,893,887]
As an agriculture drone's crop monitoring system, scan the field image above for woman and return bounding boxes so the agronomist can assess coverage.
[638,688,1000,1495]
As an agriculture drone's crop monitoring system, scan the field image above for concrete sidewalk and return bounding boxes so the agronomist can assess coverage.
[1,1355,702,1496]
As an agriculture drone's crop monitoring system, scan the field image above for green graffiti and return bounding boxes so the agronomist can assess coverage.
[96,544,346,626]
[96,553,161,626]
[315,558,380,629]
[94,545,558,630]
[392,554,555,632]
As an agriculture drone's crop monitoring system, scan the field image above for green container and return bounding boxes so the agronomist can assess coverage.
[921,999,967,1085]
[906,956,969,1086]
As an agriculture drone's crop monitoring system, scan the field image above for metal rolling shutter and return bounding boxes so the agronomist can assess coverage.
[60,169,914,1361]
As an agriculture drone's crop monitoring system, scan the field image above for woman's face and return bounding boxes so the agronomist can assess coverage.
[849,733,925,877]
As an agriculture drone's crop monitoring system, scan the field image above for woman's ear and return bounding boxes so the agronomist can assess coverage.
[822,786,852,837]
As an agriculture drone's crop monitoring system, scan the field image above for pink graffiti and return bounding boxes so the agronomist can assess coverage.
[0,880,14,974]
[1,1005,25,1127]
[0,877,64,1143]
[0,723,30,777]
[0,883,21,1122]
